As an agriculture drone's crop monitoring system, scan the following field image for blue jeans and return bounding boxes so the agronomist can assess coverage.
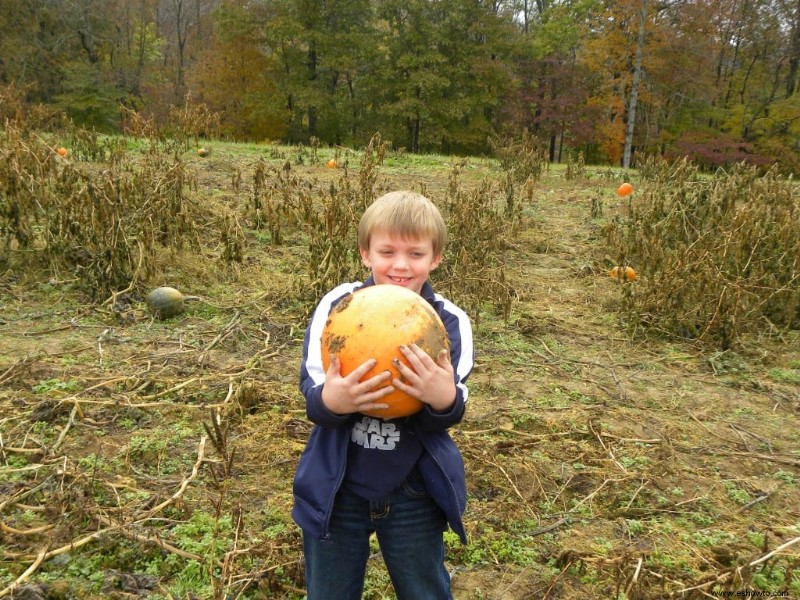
[302,469,452,600]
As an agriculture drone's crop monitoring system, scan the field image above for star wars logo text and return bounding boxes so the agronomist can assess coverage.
[351,417,400,450]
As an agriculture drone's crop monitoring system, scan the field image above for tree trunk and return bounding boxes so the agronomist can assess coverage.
[623,0,646,169]
[787,0,800,97]
[307,44,318,137]
[407,115,420,153]
[724,0,749,106]
[308,106,318,137]
[522,0,530,34]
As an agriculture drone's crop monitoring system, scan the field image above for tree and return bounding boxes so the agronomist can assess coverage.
[622,0,645,168]
[578,0,720,164]
[0,0,73,103]
[368,0,449,152]
[1,0,797,166]
[185,0,286,139]
[787,0,800,97]
[510,0,600,162]
[369,0,517,153]
[156,0,219,102]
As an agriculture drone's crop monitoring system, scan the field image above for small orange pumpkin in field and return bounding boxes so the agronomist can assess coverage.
[617,182,634,197]
[609,266,637,281]
[326,158,338,168]
[321,284,450,419]
[56,147,68,157]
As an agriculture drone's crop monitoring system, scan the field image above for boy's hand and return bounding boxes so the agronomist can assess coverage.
[321,355,394,415]
[392,344,456,412]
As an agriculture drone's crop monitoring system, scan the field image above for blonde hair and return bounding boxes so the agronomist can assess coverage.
[358,191,447,256]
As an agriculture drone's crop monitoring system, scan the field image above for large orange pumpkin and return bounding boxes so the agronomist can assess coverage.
[321,284,450,419]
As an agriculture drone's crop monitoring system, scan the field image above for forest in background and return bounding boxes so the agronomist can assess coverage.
[1,0,799,172]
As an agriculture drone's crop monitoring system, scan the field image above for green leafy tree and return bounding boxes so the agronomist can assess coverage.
[0,1,71,103]
[186,0,287,139]
[434,0,518,154]
[367,0,449,152]
[370,0,516,153]
[243,0,380,144]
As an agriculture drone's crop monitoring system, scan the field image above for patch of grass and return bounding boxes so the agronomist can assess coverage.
[773,470,796,484]
[768,367,800,384]
[76,453,116,475]
[722,481,752,505]
[59,351,93,367]
[1,454,32,482]
[509,410,540,429]
[446,524,539,568]
[189,301,222,319]
[32,377,82,394]
[591,537,614,556]
[687,528,734,547]
[751,563,789,591]
[624,519,646,536]
[618,454,650,470]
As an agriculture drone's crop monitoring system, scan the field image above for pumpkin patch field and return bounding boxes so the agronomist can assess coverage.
[1,128,799,598]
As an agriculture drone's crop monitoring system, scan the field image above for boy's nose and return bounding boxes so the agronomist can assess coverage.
[393,256,409,269]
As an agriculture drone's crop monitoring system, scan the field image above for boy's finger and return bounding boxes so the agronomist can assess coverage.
[392,357,421,384]
[391,377,417,397]
[437,349,454,371]
[347,358,378,380]
[358,370,392,392]
[361,404,390,412]
[356,384,394,406]
[399,344,428,368]
[326,354,341,375]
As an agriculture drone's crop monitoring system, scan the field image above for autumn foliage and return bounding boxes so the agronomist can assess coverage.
[2,0,798,168]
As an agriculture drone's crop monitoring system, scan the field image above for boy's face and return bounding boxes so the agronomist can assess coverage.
[360,230,442,294]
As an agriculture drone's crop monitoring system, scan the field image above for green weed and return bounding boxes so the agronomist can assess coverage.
[751,564,787,590]
[723,481,752,505]
[32,378,82,394]
[773,470,797,484]
[447,524,539,568]
[768,368,800,384]
[625,519,646,536]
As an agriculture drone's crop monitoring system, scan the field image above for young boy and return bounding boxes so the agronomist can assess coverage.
[292,191,475,600]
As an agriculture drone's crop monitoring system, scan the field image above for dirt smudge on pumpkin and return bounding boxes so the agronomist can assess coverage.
[323,333,347,353]
[331,293,353,314]
[413,317,450,359]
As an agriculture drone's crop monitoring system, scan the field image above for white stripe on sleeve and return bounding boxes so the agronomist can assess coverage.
[434,294,474,404]
[306,282,364,386]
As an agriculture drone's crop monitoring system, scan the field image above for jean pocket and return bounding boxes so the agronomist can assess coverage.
[400,468,429,499]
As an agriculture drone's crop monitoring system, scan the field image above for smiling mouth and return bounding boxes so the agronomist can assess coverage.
[388,276,412,284]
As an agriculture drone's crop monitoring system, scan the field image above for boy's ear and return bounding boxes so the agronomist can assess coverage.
[359,247,372,268]
[431,253,443,271]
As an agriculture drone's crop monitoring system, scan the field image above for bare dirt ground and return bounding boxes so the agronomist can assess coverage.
[1,152,799,599]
